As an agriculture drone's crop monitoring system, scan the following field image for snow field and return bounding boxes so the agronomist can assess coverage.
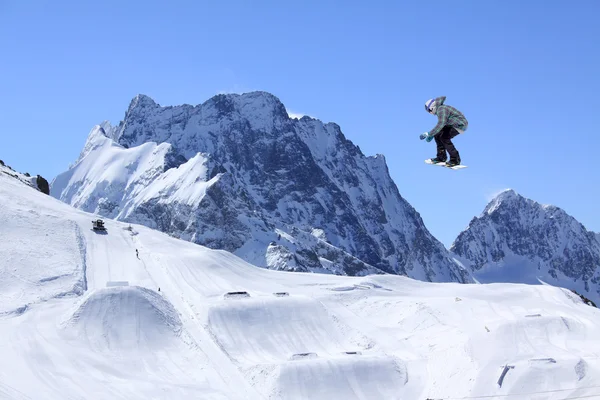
[339,280,600,399]
[2,170,600,399]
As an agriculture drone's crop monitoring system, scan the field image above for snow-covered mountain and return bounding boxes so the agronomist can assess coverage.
[51,92,470,282]
[4,166,600,399]
[451,189,600,304]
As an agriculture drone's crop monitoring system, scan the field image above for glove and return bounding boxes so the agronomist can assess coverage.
[420,132,434,142]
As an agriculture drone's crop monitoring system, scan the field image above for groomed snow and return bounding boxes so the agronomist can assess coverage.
[2,169,600,399]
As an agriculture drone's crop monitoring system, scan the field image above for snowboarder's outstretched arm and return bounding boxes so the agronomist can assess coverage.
[428,106,450,137]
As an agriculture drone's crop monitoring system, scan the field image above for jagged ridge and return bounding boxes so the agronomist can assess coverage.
[451,189,600,302]
[51,91,471,282]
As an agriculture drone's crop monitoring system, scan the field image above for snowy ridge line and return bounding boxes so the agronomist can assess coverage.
[0,164,47,195]
[1,170,32,189]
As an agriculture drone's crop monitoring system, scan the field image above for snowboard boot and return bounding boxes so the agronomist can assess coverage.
[446,160,460,168]
[428,157,445,164]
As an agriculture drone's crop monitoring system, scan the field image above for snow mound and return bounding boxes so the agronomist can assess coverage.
[208,295,358,364]
[466,313,592,393]
[63,286,182,351]
[275,355,409,400]
[473,356,594,396]
[478,313,590,374]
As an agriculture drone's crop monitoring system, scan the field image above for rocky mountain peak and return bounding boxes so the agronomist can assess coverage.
[52,91,472,283]
[127,94,159,112]
[452,190,600,303]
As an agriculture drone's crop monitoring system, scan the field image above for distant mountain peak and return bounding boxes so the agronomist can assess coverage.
[484,188,526,213]
[452,191,600,304]
[495,188,518,200]
[483,189,567,221]
[129,93,158,108]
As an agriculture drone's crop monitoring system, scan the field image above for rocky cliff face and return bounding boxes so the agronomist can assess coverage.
[0,160,49,195]
[51,91,471,282]
[451,189,600,302]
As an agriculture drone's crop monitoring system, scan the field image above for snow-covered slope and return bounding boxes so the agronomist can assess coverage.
[4,155,600,399]
[51,92,470,282]
[451,189,600,304]
[0,167,85,317]
[1,161,49,195]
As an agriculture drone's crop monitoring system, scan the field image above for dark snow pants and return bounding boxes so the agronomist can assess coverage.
[435,126,461,163]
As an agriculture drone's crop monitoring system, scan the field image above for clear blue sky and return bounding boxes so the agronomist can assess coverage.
[2,0,599,248]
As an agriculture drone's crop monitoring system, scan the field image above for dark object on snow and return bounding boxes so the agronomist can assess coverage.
[290,352,318,360]
[273,292,289,297]
[92,219,106,231]
[0,160,4,166]
[158,287,160,292]
[24,172,30,177]
[497,364,515,387]
[36,175,50,195]
[571,289,597,308]
[224,291,250,298]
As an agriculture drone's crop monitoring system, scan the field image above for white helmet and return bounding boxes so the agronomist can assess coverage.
[425,98,436,114]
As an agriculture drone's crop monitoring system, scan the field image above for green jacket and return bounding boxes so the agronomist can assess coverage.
[429,96,468,137]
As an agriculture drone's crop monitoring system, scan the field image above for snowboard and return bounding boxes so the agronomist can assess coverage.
[424,159,468,170]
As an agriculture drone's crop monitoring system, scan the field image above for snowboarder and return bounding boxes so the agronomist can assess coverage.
[135,249,139,259]
[419,96,469,167]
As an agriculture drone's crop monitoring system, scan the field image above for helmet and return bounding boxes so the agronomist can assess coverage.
[425,98,436,114]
